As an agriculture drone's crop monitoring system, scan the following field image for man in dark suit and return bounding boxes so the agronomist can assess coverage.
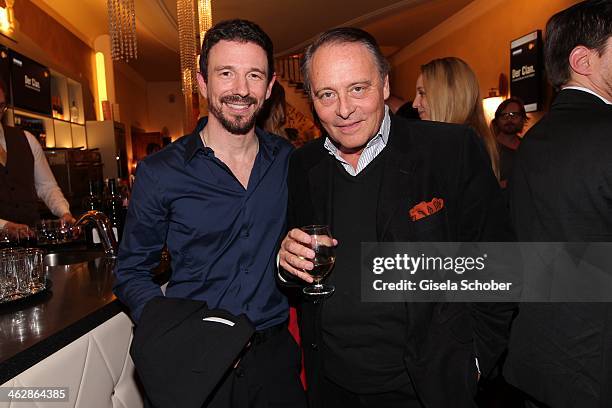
[278,27,515,408]
[504,2,612,408]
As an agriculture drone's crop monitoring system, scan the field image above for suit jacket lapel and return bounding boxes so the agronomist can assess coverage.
[377,122,417,240]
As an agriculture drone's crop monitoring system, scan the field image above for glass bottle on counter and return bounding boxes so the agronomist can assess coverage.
[70,101,79,123]
[105,178,124,242]
[83,179,102,247]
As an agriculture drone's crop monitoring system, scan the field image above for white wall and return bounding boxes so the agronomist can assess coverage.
[146,82,185,140]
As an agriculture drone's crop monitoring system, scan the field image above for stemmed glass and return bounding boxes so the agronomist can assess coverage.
[301,225,336,298]
[0,228,12,249]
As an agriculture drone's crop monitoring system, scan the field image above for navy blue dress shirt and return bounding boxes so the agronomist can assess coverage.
[114,118,293,329]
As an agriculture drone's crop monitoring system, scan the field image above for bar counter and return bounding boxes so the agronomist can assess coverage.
[0,249,123,384]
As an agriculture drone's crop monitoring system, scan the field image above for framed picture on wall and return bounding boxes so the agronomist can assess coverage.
[8,50,52,115]
[510,30,543,112]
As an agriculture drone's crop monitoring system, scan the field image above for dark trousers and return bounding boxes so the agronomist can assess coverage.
[205,324,307,408]
[320,376,423,408]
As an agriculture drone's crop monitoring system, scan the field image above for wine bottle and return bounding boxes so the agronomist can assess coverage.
[70,101,79,123]
[105,178,124,241]
[83,179,102,247]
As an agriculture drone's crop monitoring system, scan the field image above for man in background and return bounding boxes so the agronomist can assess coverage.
[0,78,75,237]
[386,93,420,119]
[491,97,527,190]
[504,1,612,407]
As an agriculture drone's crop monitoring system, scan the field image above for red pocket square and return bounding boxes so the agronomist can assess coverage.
[409,198,444,221]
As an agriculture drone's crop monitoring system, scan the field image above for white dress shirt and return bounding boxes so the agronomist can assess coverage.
[562,86,612,105]
[323,105,392,176]
[0,125,70,228]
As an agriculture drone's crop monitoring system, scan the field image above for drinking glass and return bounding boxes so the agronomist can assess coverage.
[36,220,61,245]
[16,226,36,248]
[12,250,30,295]
[0,228,13,249]
[25,248,45,291]
[300,225,336,297]
[1,253,22,299]
[0,256,6,301]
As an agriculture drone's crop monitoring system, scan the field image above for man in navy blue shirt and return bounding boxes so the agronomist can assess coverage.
[114,19,306,408]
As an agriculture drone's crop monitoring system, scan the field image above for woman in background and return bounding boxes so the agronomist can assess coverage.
[413,57,500,180]
[258,81,288,139]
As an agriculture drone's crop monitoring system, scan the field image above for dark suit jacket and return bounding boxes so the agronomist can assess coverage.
[283,115,515,408]
[504,89,612,408]
[131,296,255,408]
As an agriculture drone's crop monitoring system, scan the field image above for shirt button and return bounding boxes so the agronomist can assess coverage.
[311,343,318,350]
[243,230,250,238]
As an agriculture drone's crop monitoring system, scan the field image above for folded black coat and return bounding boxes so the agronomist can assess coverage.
[130,296,255,408]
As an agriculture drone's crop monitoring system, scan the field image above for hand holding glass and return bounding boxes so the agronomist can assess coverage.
[300,225,335,297]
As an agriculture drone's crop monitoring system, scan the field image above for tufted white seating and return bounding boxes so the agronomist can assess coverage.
[1,312,145,408]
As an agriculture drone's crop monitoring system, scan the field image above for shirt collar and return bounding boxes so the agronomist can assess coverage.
[183,116,281,163]
[562,86,612,105]
[0,124,5,151]
[323,105,391,156]
[183,117,209,163]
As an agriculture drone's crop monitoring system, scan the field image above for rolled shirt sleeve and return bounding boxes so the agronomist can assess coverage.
[25,131,71,217]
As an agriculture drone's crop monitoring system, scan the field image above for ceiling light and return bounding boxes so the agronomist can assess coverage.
[107,0,138,62]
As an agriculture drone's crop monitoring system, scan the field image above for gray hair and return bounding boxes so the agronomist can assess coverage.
[301,27,390,96]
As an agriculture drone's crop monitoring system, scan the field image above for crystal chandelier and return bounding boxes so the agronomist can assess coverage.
[177,0,213,94]
[178,0,213,128]
[198,0,213,45]
[107,0,138,62]
[177,0,198,94]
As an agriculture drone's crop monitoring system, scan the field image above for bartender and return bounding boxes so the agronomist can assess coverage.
[0,79,75,238]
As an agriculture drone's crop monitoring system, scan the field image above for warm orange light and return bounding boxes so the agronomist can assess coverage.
[0,7,11,34]
[95,52,108,120]
[483,95,504,123]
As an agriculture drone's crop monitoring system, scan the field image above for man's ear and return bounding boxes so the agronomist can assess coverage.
[265,73,277,100]
[383,74,390,100]
[569,45,594,77]
[197,72,208,99]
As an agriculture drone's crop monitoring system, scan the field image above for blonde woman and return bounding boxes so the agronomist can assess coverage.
[258,81,288,138]
[413,57,500,180]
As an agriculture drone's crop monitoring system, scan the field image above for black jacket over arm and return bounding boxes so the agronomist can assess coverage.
[504,89,612,408]
[283,115,516,408]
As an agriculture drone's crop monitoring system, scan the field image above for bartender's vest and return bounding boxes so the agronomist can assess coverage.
[0,125,40,226]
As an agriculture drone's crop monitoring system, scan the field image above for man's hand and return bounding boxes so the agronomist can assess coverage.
[278,228,338,283]
[61,213,76,225]
[2,222,31,239]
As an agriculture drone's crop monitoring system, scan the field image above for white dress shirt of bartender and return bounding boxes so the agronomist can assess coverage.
[0,79,75,237]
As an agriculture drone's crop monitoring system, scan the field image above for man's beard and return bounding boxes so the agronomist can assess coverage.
[208,94,262,135]
[501,122,523,135]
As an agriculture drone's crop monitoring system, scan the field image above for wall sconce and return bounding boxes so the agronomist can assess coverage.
[482,73,508,123]
[483,88,504,123]
[95,52,108,120]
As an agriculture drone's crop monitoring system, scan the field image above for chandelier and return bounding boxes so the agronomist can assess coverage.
[177,0,212,94]
[198,0,213,46]
[177,0,213,128]
[107,0,138,62]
